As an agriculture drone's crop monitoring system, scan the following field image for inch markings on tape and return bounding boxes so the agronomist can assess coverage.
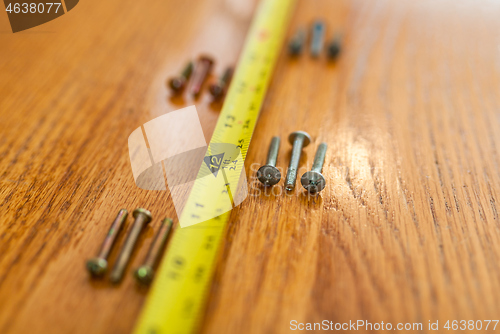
[133,0,296,333]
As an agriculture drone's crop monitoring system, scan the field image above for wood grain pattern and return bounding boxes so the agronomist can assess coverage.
[1,0,500,333]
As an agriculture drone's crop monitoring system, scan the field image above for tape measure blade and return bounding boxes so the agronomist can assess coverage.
[135,218,226,334]
[134,0,295,333]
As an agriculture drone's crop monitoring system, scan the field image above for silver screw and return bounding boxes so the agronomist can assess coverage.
[110,208,152,284]
[288,28,306,56]
[285,131,311,191]
[310,20,325,57]
[86,209,128,277]
[134,218,173,285]
[257,136,281,186]
[301,142,328,194]
[326,33,342,60]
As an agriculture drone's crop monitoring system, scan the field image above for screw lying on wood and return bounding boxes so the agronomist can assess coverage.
[310,20,325,57]
[288,28,306,56]
[285,131,311,191]
[301,142,328,194]
[134,218,173,285]
[326,33,342,60]
[168,61,194,93]
[110,208,152,284]
[86,209,128,277]
[209,67,233,100]
[190,55,214,97]
[257,136,281,186]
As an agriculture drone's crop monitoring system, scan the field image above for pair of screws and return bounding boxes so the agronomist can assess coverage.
[87,208,173,285]
[289,22,342,60]
[168,55,214,97]
[257,132,328,194]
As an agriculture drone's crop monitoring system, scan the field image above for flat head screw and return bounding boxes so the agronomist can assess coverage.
[134,218,173,285]
[86,209,128,277]
[285,131,311,191]
[310,20,326,57]
[109,208,152,284]
[301,142,328,194]
[190,55,214,97]
[209,67,234,99]
[326,33,342,60]
[168,61,194,93]
[257,136,281,186]
[288,28,306,56]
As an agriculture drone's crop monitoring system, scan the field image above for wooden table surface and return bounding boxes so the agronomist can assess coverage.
[2,0,500,333]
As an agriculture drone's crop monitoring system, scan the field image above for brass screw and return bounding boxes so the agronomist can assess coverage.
[168,61,194,93]
[134,218,174,285]
[209,67,233,100]
[86,209,128,277]
[190,55,214,97]
[109,208,152,284]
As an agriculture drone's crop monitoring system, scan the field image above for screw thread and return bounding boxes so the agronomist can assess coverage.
[310,20,325,57]
[312,143,327,173]
[110,210,151,283]
[266,136,280,166]
[191,56,214,96]
[285,135,305,190]
[221,67,233,85]
[181,61,194,79]
[97,209,128,260]
[143,218,173,268]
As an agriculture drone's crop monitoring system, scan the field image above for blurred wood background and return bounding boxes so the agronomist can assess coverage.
[2,0,500,333]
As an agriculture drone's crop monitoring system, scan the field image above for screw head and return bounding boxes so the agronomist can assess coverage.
[289,40,303,55]
[300,171,326,194]
[135,265,154,285]
[199,55,214,66]
[133,208,152,224]
[257,165,282,186]
[209,83,224,98]
[327,42,341,59]
[86,257,108,276]
[288,131,311,147]
[169,77,186,92]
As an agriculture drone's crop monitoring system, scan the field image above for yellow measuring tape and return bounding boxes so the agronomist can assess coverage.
[134,0,295,333]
